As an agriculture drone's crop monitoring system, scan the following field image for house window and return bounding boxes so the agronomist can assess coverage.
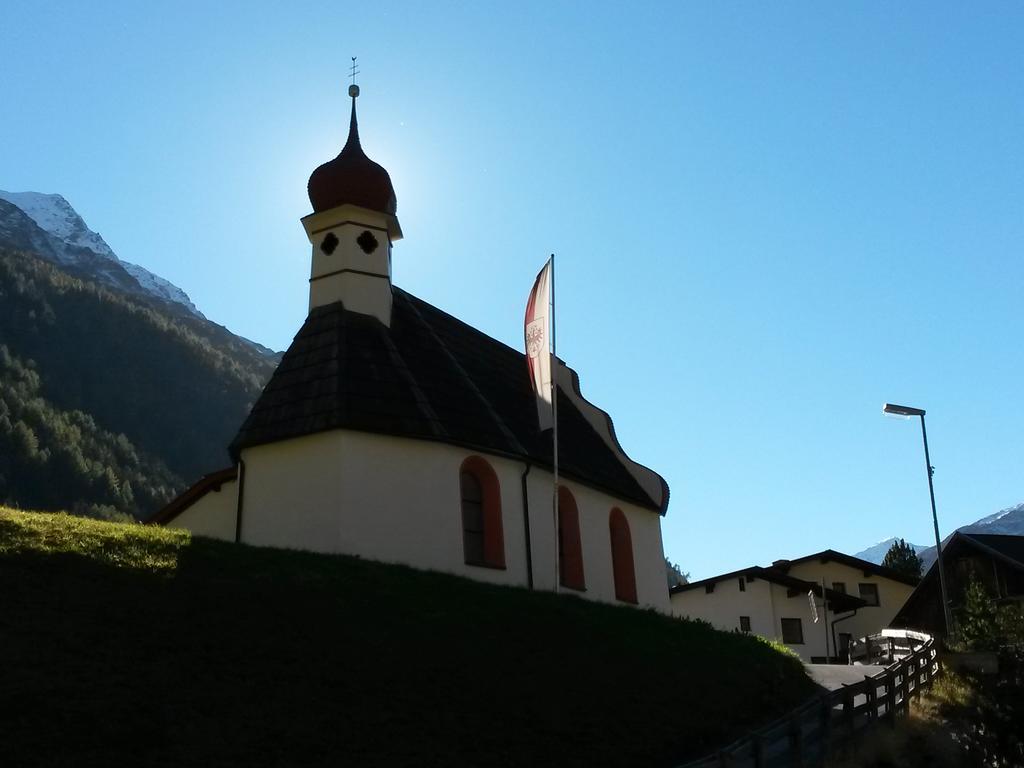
[781,618,804,645]
[740,616,751,633]
[558,486,585,590]
[738,576,746,592]
[832,582,847,594]
[459,456,505,569]
[858,583,880,606]
[609,508,637,604]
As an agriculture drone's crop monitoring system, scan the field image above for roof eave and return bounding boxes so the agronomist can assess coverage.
[148,466,238,526]
[787,548,921,587]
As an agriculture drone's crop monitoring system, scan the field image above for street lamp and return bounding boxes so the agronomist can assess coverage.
[882,403,953,638]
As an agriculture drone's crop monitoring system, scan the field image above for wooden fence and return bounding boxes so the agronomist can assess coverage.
[677,630,940,768]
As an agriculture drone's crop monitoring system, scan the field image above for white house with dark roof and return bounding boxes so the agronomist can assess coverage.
[670,550,918,661]
[151,85,672,612]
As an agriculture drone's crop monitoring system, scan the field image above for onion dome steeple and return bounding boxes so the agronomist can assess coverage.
[307,83,397,215]
[300,68,401,326]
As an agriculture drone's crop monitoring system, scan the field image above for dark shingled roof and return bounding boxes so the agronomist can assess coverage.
[229,288,664,512]
[774,549,921,587]
[670,565,867,613]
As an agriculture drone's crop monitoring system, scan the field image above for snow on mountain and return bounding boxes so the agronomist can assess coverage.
[0,191,117,262]
[0,199,64,263]
[965,501,1024,535]
[0,190,204,318]
[857,502,1024,571]
[121,262,202,315]
[853,537,929,565]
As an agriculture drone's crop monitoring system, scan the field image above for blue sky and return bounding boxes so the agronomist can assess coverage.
[2,1,1021,578]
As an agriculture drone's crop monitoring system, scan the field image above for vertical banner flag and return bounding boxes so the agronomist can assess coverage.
[525,259,553,430]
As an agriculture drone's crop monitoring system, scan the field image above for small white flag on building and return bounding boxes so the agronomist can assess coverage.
[525,259,553,431]
[808,589,819,623]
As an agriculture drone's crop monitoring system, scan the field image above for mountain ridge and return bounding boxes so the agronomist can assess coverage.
[0,186,284,519]
[0,246,277,518]
[0,190,205,317]
[916,501,1024,569]
[0,191,278,359]
[853,501,1024,568]
[852,537,929,565]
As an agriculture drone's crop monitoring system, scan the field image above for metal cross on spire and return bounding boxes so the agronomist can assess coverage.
[348,57,361,98]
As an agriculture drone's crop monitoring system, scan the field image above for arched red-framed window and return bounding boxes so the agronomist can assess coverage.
[609,507,637,603]
[460,456,505,569]
[558,486,586,591]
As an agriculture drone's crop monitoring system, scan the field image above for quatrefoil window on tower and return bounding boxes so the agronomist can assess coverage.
[357,229,379,255]
[320,232,339,255]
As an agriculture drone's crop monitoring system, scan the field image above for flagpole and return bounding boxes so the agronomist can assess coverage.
[550,253,559,593]
[822,577,830,661]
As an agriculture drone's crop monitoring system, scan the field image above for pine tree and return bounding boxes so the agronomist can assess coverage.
[959,573,1001,651]
[665,558,689,588]
[956,572,1024,653]
[882,538,923,582]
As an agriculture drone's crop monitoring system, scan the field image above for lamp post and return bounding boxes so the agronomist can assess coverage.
[883,403,953,638]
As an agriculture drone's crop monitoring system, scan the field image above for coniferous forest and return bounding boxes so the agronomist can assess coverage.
[0,248,276,520]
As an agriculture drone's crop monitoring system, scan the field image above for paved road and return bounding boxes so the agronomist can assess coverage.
[805,663,886,691]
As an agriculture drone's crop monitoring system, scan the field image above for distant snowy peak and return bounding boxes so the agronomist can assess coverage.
[853,537,929,565]
[0,191,117,262]
[967,502,1024,535]
[0,190,203,318]
[856,502,1024,571]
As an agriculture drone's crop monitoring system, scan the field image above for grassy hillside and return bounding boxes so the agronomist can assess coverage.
[0,509,818,767]
[0,249,276,518]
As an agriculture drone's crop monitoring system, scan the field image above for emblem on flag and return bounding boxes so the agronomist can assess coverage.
[526,320,545,359]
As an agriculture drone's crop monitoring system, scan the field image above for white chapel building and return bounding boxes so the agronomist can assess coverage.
[152,86,672,612]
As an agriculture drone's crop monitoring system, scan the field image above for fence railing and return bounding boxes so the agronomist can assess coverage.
[677,630,940,768]
[848,628,932,666]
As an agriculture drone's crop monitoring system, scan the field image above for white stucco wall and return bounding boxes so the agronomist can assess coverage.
[524,468,669,612]
[301,204,400,322]
[670,576,776,635]
[670,576,832,661]
[166,478,238,541]
[239,430,526,588]
[235,428,669,612]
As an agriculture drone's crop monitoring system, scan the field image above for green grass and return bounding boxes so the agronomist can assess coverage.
[0,508,817,767]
